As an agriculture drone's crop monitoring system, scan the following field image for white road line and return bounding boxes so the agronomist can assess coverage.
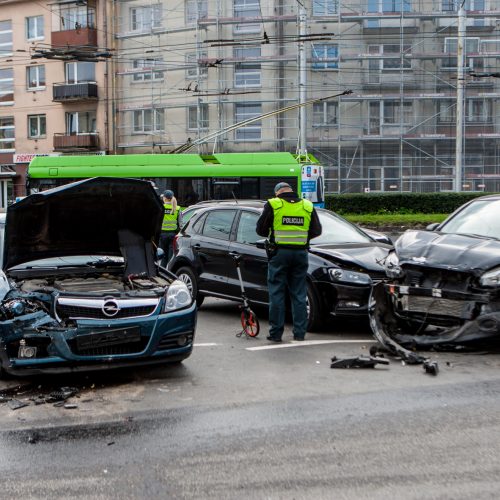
[246,339,375,351]
[194,343,219,347]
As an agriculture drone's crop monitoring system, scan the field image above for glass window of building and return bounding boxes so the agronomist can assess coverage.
[235,103,261,141]
[65,62,96,83]
[0,116,14,151]
[0,21,13,58]
[186,52,208,78]
[368,0,411,12]
[28,114,46,138]
[312,44,339,70]
[233,0,261,33]
[443,37,482,70]
[133,59,163,81]
[234,46,261,87]
[66,111,96,134]
[368,45,411,70]
[26,16,44,40]
[130,5,163,31]
[188,104,209,130]
[59,5,95,30]
[133,109,164,133]
[0,68,13,104]
[312,102,338,127]
[312,0,338,16]
[185,0,208,24]
[26,65,45,90]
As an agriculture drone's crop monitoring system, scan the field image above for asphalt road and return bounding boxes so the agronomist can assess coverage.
[1,298,500,499]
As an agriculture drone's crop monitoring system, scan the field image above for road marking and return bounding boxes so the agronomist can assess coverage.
[246,339,375,351]
[194,343,218,347]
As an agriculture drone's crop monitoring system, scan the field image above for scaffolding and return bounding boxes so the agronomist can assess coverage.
[112,0,500,193]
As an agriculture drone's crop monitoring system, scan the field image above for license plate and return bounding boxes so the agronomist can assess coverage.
[76,327,141,350]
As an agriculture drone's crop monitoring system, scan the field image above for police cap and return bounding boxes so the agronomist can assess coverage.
[163,190,174,198]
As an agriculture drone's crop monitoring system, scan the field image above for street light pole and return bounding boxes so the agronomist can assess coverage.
[298,5,307,155]
[455,1,466,192]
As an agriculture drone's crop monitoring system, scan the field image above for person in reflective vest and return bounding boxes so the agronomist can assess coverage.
[160,190,181,266]
[256,182,322,342]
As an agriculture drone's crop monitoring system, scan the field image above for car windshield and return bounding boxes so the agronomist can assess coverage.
[311,210,372,245]
[440,199,500,239]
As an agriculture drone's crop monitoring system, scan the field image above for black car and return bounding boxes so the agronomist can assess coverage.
[371,194,500,356]
[168,201,392,331]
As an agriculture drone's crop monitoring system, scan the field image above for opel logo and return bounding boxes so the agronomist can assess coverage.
[102,299,120,317]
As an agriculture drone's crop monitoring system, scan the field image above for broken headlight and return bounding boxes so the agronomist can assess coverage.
[384,252,404,278]
[480,267,500,287]
[164,280,192,312]
[328,268,371,285]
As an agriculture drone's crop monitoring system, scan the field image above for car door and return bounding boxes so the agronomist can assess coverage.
[196,209,237,296]
[227,210,269,304]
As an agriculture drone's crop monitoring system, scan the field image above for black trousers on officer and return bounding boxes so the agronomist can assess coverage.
[159,231,176,266]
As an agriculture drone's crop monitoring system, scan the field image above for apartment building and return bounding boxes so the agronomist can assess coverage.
[0,0,111,204]
[113,0,500,193]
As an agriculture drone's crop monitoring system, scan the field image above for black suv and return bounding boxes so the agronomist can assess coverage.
[168,201,392,330]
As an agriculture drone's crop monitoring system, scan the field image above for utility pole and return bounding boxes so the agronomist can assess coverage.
[298,4,307,155]
[455,1,466,192]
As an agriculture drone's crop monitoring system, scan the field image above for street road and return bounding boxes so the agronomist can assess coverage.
[1,298,500,499]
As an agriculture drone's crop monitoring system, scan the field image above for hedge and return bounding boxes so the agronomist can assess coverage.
[325,192,496,215]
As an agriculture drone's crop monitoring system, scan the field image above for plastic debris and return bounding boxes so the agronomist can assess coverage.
[423,360,439,376]
[330,355,390,369]
[8,399,29,410]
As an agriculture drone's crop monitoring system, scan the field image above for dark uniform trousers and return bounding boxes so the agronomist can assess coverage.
[160,231,176,267]
[268,247,309,339]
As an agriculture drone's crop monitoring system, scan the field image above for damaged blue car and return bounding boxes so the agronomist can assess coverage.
[0,177,196,377]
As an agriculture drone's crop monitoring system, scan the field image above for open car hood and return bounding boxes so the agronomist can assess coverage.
[4,177,164,270]
[395,230,500,274]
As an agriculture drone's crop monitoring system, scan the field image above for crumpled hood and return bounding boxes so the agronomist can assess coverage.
[395,230,500,274]
[4,177,164,270]
[310,243,390,273]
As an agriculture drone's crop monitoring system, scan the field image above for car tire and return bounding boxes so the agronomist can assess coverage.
[176,266,200,304]
[307,283,322,332]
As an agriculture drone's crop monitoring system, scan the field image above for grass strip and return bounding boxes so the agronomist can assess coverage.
[343,213,448,226]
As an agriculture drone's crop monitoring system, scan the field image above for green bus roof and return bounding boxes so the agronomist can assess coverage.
[28,153,314,179]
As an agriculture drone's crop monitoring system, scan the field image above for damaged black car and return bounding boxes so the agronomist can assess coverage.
[370,194,500,358]
[0,178,196,377]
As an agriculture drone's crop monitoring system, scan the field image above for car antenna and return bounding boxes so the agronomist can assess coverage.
[231,191,239,204]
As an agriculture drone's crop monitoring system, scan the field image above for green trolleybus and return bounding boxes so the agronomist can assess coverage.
[28,153,325,207]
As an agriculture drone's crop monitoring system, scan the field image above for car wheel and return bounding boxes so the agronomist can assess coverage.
[306,283,322,332]
[176,266,200,304]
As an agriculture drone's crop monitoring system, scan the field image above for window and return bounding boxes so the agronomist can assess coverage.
[312,0,338,16]
[66,111,96,134]
[437,100,456,123]
[234,46,261,87]
[0,20,13,58]
[202,210,236,240]
[26,16,44,40]
[369,44,411,70]
[443,0,484,10]
[133,59,163,81]
[467,99,492,123]
[312,44,338,70]
[188,104,209,130]
[236,211,260,245]
[368,0,411,12]
[59,5,95,30]
[235,103,261,141]
[65,62,95,83]
[233,0,261,33]
[28,114,46,138]
[0,116,14,151]
[0,68,13,105]
[186,52,208,78]
[27,65,45,90]
[312,102,338,127]
[443,37,482,70]
[185,0,208,24]
[369,100,412,130]
[133,109,165,133]
[131,5,162,31]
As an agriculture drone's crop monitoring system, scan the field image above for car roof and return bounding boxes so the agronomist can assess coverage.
[185,200,267,210]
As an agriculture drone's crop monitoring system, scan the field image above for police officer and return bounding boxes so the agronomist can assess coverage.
[160,190,181,266]
[256,182,322,342]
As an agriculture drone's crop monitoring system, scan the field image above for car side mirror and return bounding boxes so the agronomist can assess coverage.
[256,239,267,249]
[426,223,440,231]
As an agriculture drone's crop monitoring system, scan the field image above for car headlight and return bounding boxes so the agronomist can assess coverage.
[384,252,404,278]
[164,280,192,312]
[480,267,500,287]
[328,268,372,285]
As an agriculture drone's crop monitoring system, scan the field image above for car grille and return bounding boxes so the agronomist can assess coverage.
[56,297,159,320]
[68,338,149,356]
[402,266,472,293]
[402,295,472,319]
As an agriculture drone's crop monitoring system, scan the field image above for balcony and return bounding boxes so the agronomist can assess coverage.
[51,27,97,48]
[53,133,99,151]
[53,82,98,102]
